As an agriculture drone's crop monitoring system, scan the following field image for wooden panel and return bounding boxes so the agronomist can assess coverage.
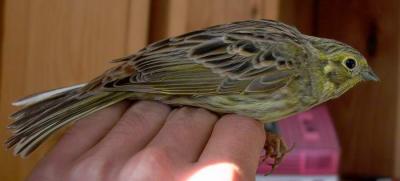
[315,0,399,177]
[279,0,315,34]
[397,33,400,175]
[185,0,280,32]
[391,4,400,179]
[0,0,150,180]
[396,2,400,177]
[149,0,280,41]
[127,0,151,53]
[0,0,3,90]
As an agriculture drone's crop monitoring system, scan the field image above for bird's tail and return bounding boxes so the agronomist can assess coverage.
[6,84,132,157]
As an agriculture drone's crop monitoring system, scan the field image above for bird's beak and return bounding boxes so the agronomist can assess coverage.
[361,68,380,81]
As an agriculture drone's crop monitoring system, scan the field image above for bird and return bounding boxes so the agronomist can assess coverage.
[6,19,378,165]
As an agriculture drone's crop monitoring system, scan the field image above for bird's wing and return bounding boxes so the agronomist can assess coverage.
[84,20,309,95]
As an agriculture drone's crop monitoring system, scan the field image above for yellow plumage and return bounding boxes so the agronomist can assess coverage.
[6,19,378,157]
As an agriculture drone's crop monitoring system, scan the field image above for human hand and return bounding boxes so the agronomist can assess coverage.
[28,101,266,181]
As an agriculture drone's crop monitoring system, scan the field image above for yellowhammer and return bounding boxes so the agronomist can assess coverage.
[6,20,378,169]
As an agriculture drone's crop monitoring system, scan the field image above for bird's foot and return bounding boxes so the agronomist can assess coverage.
[260,132,294,175]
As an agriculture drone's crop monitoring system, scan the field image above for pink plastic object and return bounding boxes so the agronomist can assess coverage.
[257,105,340,175]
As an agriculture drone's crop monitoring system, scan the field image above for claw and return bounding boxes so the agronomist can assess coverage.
[260,132,294,176]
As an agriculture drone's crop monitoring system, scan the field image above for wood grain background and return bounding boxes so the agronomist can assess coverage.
[0,0,150,180]
[0,0,399,180]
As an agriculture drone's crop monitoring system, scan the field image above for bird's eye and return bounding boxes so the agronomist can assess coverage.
[344,58,357,70]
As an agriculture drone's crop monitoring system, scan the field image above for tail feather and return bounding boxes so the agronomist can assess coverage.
[6,84,131,157]
[12,84,86,107]
[9,95,86,134]
[9,92,77,131]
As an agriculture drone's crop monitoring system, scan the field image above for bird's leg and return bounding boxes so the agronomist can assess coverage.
[260,132,293,175]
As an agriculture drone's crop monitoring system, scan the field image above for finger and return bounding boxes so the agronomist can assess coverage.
[147,107,218,165]
[198,114,265,180]
[69,101,170,179]
[42,101,130,164]
[78,101,170,159]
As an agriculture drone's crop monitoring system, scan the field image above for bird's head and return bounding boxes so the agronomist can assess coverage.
[305,36,379,97]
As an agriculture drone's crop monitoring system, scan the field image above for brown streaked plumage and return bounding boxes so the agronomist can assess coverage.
[6,19,378,158]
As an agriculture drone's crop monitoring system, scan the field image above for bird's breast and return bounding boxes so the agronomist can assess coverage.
[161,86,315,123]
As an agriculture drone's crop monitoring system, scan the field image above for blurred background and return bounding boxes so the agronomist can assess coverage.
[0,0,399,180]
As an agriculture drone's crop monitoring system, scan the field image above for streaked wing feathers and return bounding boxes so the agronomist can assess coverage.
[86,20,307,95]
